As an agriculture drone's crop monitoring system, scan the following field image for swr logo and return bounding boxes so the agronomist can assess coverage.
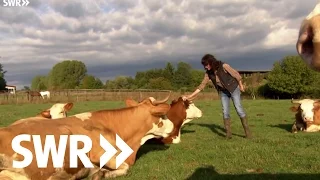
[11,134,133,169]
[3,0,30,7]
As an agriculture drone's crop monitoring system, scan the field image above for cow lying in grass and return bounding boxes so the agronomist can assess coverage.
[125,96,202,144]
[9,102,73,126]
[290,99,320,133]
[0,95,174,180]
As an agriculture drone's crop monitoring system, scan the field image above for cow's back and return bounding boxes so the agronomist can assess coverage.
[0,119,88,180]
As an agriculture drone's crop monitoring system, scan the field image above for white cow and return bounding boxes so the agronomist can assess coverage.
[296,3,320,71]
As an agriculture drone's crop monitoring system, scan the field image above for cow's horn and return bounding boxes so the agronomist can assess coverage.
[151,91,171,105]
[291,98,302,104]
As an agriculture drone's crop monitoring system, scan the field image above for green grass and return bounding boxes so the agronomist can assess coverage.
[1,100,320,180]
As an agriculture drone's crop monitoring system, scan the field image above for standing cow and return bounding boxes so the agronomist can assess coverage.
[290,99,320,133]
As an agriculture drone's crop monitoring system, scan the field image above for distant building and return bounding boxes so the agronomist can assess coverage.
[238,70,271,78]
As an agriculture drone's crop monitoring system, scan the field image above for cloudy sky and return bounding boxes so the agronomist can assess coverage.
[0,0,319,89]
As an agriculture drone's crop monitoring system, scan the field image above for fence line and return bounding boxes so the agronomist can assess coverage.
[0,89,223,105]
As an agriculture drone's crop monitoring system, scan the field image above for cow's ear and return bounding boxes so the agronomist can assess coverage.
[40,110,52,119]
[64,103,73,111]
[289,106,299,112]
[150,104,170,116]
[125,99,138,107]
[314,101,320,110]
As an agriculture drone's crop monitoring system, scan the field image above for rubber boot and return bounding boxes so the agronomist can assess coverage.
[240,116,252,139]
[223,119,232,139]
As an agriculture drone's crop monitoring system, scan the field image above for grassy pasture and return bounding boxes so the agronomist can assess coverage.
[0,99,320,180]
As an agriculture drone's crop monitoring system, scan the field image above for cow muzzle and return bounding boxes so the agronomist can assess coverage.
[297,4,320,72]
[303,117,313,123]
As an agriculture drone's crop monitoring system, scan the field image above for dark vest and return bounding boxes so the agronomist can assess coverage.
[206,63,239,93]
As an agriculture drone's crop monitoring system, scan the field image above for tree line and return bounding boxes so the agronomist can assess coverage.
[1,55,320,99]
[29,60,209,92]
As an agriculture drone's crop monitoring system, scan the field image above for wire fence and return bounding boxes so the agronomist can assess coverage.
[0,89,221,105]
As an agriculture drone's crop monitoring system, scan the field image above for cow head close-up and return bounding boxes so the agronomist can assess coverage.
[169,97,203,126]
[297,3,320,71]
[40,102,74,119]
[184,100,203,124]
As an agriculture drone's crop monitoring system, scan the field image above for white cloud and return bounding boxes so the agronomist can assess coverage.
[0,0,319,88]
[263,27,299,48]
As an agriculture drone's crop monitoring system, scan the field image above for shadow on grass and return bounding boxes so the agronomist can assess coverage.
[191,123,245,138]
[268,124,292,133]
[181,129,196,134]
[185,165,320,180]
[136,144,170,160]
[135,129,195,160]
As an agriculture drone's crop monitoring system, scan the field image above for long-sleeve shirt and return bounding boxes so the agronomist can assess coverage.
[197,63,242,91]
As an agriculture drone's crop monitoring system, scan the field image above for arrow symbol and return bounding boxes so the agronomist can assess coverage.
[22,0,29,6]
[99,134,133,169]
[99,134,117,169]
[115,134,133,169]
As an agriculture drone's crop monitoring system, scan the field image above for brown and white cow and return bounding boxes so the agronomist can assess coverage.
[125,96,202,144]
[290,99,320,133]
[0,95,174,180]
[296,2,320,71]
[9,102,74,126]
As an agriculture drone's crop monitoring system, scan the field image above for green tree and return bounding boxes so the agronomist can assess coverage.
[80,75,103,89]
[0,64,7,90]
[145,69,164,79]
[191,70,206,90]
[47,60,87,89]
[163,62,175,83]
[134,72,148,88]
[147,77,173,90]
[105,80,116,89]
[173,62,192,90]
[267,55,320,98]
[126,77,137,89]
[31,75,47,90]
[109,76,131,89]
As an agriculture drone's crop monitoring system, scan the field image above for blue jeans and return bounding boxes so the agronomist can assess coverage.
[219,86,246,119]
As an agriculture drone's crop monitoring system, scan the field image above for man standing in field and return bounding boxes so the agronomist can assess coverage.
[183,54,252,139]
